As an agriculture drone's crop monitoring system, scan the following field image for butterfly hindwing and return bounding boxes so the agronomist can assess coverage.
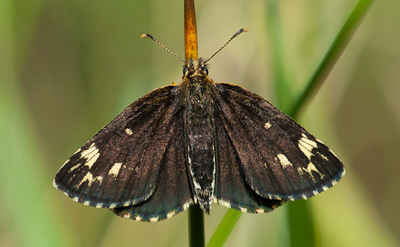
[214,82,345,201]
[53,85,182,209]
[213,112,284,213]
[112,112,193,222]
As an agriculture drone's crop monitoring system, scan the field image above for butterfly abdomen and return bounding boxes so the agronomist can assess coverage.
[183,76,217,213]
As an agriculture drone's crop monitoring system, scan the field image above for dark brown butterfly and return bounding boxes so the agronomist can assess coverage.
[53,29,344,222]
[53,0,345,222]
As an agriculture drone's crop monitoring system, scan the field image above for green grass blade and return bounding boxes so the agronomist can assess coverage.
[287,201,316,247]
[288,0,374,118]
[207,210,242,247]
[265,0,292,110]
[284,1,373,247]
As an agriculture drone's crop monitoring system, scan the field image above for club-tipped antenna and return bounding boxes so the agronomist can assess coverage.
[141,33,186,63]
[204,28,249,64]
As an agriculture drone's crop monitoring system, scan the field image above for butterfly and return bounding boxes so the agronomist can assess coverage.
[53,29,345,222]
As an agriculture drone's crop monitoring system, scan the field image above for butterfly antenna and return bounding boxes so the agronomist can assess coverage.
[204,28,249,64]
[141,33,186,63]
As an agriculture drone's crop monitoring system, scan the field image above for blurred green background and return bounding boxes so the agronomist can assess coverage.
[1,0,399,246]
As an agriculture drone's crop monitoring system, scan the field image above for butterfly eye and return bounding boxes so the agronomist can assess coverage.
[203,66,209,75]
[183,66,188,75]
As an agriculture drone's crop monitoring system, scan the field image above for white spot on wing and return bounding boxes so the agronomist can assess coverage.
[167,211,176,219]
[123,213,132,219]
[319,153,329,161]
[276,154,293,168]
[125,128,133,135]
[298,133,318,160]
[264,122,272,129]
[301,133,318,148]
[150,216,159,222]
[183,201,192,210]
[80,143,100,169]
[75,172,103,188]
[218,199,232,209]
[239,207,248,213]
[297,162,324,181]
[69,163,81,172]
[255,208,265,214]
[108,162,123,177]
[267,194,282,200]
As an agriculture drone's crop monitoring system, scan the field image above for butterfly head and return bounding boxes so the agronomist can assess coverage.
[183,58,209,79]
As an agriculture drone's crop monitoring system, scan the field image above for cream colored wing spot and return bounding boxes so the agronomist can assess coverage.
[255,208,265,214]
[276,154,293,168]
[182,201,192,211]
[80,143,100,169]
[298,133,318,160]
[125,128,133,135]
[217,199,232,209]
[69,163,81,172]
[150,216,159,222]
[108,162,123,177]
[75,172,103,189]
[167,211,177,219]
[239,207,248,213]
[297,162,324,181]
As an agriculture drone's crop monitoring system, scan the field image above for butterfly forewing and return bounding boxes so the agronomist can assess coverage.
[214,82,345,201]
[54,85,181,209]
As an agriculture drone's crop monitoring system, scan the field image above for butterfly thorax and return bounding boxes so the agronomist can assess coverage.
[181,58,216,213]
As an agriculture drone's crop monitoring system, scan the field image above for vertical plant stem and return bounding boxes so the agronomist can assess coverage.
[189,205,205,247]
